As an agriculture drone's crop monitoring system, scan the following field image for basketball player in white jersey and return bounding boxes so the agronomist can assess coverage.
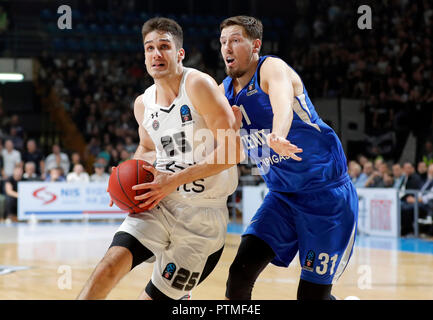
[77,17,242,300]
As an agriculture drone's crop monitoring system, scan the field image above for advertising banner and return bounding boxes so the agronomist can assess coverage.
[356,188,400,237]
[241,186,400,238]
[18,182,127,221]
[242,184,269,228]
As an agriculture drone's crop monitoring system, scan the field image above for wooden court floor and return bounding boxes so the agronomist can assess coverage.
[1,222,433,300]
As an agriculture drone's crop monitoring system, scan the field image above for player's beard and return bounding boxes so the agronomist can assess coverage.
[224,51,253,79]
[225,66,247,79]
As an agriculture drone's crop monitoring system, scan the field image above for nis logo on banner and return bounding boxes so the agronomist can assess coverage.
[32,187,57,205]
[32,187,80,205]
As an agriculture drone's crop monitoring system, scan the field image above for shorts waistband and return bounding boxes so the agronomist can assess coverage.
[270,173,352,194]
[164,194,228,207]
[303,173,351,193]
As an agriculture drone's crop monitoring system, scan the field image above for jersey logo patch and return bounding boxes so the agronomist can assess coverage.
[152,119,160,130]
[303,250,315,272]
[162,263,177,280]
[246,79,258,96]
[180,105,193,123]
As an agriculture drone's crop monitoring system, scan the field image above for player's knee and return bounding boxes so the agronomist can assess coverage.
[96,249,131,280]
[228,258,254,282]
[95,257,120,281]
[226,235,275,300]
[225,259,256,300]
[297,279,333,300]
[109,231,154,270]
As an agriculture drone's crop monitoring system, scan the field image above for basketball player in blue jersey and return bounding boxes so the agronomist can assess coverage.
[219,16,358,300]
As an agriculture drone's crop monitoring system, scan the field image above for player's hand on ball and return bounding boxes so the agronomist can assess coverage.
[266,132,303,161]
[132,163,177,210]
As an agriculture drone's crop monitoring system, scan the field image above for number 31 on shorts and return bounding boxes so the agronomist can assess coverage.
[316,253,338,275]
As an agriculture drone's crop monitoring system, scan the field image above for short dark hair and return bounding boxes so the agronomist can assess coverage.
[220,15,263,41]
[141,17,183,49]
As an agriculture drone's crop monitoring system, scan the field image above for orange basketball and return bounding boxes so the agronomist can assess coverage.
[107,159,154,213]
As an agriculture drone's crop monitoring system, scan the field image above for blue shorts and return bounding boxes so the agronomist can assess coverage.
[243,178,358,285]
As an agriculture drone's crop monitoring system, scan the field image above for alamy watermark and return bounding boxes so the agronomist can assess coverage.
[357,5,372,29]
[357,264,372,290]
[57,265,72,290]
[57,5,72,30]
[56,4,372,31]
[155,128,278,176]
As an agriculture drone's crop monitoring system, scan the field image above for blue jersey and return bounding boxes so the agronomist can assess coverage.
[223,55,349,193]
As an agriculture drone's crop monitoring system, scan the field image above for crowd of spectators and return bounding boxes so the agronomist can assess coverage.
[284,0,433,162]
[37,50,149,166]
[0,102,117,223]
[349,151,433,236]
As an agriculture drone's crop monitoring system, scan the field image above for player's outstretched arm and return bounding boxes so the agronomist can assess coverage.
[261,57,303,160]
[132,72,243,210]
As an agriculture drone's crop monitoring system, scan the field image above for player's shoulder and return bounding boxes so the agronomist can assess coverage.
[133,93,145,108]
[185,68,217,88]
[260,56,299,85]
[134,85,156,108]
[142,84,156,101]
[133,93,147,120]
[184,68,218,98]
[261,56,289,73]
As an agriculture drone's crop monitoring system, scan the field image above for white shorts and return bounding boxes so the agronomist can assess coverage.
[116,196,229,299]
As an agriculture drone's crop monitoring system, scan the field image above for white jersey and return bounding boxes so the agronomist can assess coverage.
[141,67,238,205]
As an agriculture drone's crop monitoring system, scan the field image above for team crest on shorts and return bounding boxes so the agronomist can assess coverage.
[303,250,315,272]
[180,105,193,125]
[162,263,177,280]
